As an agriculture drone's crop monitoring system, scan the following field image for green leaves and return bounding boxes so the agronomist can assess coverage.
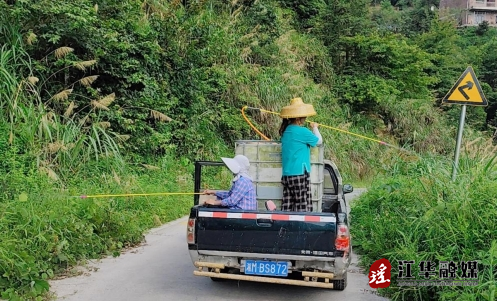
[352,156,497,301]
[18,193,27,202]
[336,33,435,113]
[0,158,196,300]
[31,279,49,295]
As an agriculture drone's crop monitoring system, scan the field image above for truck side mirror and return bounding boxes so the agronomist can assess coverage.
[343,184,353,194]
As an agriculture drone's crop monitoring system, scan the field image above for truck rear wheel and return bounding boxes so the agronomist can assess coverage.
[210,277,224,282]
[332,272,347,290]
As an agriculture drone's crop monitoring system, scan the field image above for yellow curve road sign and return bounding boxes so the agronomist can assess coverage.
[442,66,488,106]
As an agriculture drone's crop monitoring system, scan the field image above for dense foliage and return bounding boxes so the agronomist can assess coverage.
[351,138,497,301]
[0,0,496,300]
[0,157,198,301]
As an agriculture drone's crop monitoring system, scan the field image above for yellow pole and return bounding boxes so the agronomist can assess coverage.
[77,192,204,199]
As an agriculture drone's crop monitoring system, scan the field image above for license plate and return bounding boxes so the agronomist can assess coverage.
[244,260,288,277]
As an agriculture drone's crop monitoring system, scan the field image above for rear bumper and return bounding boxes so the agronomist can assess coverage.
[188,249,351,280]
[194,269,335,288]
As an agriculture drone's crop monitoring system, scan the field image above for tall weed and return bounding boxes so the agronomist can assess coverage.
[351,150,497,301]
[0,23,126,184]
[0,156,196,301]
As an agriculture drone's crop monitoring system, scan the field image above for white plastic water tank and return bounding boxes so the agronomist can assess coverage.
[235,140,324,212]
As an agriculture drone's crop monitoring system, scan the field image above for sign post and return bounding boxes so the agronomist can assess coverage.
[441,66,488,181]
[452,105,466,182]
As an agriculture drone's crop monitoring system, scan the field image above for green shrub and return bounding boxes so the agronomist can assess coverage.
[351,146,497,301]
[0,158,195,301]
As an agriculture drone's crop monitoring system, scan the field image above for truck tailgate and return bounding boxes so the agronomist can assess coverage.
[193,207,337,257]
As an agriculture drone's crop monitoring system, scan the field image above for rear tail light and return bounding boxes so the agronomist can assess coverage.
[335,213,350,251]
[187,218,196,244]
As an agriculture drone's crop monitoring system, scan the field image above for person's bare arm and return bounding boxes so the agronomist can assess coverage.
[204,199,222,206]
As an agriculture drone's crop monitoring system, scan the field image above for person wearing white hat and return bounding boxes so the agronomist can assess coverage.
[203,155,257,210]
[278,97,323,212]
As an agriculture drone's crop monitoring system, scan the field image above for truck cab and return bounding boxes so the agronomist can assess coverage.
[186,140,353,289]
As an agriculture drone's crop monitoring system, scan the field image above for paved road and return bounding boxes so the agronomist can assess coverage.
[50,188,388,301]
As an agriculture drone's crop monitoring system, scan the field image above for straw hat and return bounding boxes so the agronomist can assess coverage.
[279,97,317,119]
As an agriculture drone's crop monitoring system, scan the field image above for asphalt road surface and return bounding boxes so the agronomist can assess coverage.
[50,188,389,301]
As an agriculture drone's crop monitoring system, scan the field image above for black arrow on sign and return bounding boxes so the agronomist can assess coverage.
[457,81,474,100]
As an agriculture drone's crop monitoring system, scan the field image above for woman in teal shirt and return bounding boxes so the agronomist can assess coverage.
[279,98,322,212]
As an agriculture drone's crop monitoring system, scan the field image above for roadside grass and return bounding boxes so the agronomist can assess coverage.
[350,139,497,301]
[0,155,198,301]
[348,179,373,189]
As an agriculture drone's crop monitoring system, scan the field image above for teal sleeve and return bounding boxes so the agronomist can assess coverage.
[296,127,319,147]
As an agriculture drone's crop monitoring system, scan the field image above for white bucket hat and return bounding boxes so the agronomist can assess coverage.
[221,155,252,182]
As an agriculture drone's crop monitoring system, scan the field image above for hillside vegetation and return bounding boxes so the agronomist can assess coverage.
[0,0,496,300]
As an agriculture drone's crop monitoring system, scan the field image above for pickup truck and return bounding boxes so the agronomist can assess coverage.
[186,140,353,289]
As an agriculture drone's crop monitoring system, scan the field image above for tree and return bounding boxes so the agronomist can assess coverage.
[415,18,467,101]
[371,0,403,33]
[316,0,372,66]
[281,0,371,67]
[400,0,438,36]
[336,32,435,112]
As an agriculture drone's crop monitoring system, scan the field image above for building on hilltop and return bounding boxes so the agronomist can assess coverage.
[439,0,497,26]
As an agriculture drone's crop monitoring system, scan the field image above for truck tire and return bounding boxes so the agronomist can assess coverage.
[332,272,347,290]
[210,276,225,282]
